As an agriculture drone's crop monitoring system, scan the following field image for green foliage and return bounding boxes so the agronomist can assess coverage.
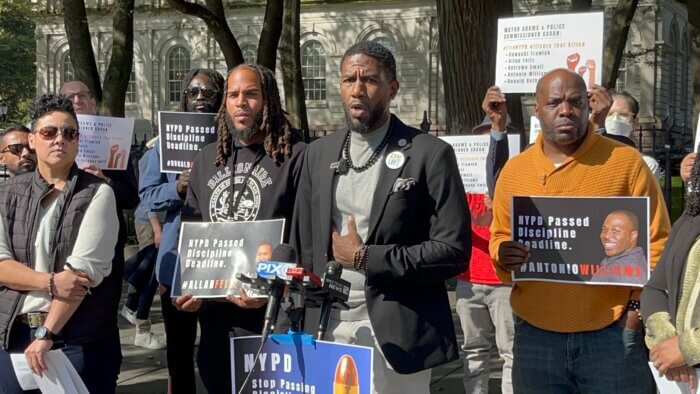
[0,0,36,126]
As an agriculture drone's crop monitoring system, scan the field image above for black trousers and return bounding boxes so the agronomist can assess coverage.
[161,286,198,394]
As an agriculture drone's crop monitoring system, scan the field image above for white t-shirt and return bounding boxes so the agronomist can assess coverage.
[0,183,118,314]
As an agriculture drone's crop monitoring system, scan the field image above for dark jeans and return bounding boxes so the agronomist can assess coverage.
[512,318,655,394]
[161,285,198,394]
[125,271,159,320]
[0,321,121,393]
[196,301,264,394]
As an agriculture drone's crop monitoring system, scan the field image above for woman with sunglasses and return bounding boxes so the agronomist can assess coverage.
[0,93,120,393]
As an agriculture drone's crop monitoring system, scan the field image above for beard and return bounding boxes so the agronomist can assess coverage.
[343,102,386,134]
[225,111,263,142]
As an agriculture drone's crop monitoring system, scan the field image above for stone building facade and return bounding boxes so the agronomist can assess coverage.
[32,0,692,148]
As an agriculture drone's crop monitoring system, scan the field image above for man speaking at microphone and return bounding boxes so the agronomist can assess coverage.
[291,41,470,393]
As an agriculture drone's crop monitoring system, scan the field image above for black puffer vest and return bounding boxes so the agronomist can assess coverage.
[0,166,121,348]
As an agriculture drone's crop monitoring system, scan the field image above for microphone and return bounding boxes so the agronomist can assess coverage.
[256,243,297,340]
[317,261,350,340]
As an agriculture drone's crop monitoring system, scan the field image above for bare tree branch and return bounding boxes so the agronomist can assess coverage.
[166,0,243,68]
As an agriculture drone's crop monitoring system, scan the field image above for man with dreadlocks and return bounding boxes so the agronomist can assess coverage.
[291,41,469,393]
[175,63,306,393]
[139,68,225,393]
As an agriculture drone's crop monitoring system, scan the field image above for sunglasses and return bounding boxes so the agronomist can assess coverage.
[1,143,35,155]
[36,126,80,142]
[183,86,220,99]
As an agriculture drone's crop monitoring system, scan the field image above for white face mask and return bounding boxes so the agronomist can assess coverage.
[605,117,634,137]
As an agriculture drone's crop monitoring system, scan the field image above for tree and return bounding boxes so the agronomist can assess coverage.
[279,0,309,139]
[600,0,639,89]
[436,1,517,135]
[167,0,309,134]
[0,0,36,125]
[166,0,244,68]
[62,0,134,116]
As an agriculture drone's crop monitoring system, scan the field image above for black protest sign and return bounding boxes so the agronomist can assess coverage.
[158,111,217,173]
[175,219,284,298]
[511,196,649,286]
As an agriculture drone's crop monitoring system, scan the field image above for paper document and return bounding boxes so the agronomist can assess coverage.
[648,362,698,394]
[10,350,89,393]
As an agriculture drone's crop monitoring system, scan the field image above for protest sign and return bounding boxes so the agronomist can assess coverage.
[529,116,541,144]
[695,113,699,153]
[158,111,217,173]
[76,114,134,170]
[495,12,604,93]
[441,134,520,193]
[232,335,373,394]
[511,196,649,286]
[176,219,284,298]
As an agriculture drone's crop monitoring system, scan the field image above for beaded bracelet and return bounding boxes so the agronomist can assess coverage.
[48,272,55,299]
[353,245,369,272]
[627,299,642,320]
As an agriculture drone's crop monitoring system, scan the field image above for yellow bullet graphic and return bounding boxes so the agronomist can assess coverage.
[333,355,359,394]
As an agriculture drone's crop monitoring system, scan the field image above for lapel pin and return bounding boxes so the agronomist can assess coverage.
[398,138,408,147]
[385,151,405,170]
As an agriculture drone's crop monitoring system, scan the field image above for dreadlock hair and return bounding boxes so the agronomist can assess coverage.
[214,64,293,166]
[179,68,225,112]
[686,155,700,216]
[29,93,77,131]
[341,41,397,81]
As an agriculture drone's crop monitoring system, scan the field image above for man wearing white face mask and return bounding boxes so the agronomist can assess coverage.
[605,91,661,180]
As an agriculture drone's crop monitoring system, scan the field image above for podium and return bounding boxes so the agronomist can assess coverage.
[231,332,373,393]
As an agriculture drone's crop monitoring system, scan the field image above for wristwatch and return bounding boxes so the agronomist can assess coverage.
[34,325,56,341]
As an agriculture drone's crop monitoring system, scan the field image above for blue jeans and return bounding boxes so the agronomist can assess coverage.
[512,318,654,393]
[0,321,121,393]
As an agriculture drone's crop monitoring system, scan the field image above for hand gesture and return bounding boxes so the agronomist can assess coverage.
[497,241,530,271]
[331,215,362,267]
[665,365,697,394]
[176,170,191,197]
[173,293,203,312]
[481,86,507,132]
[587,85,612,129]
[681,153,696,184]
[53,270,90,302]
[25,339,53,377]
[651,335,686,374]
[81,164,108,181]
[226,288,268,309]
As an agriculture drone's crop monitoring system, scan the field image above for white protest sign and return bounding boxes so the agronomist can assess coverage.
[77,114,134,170]
[529,116,541,144]
[694,113,699,153]
[495,12,604,93]
[441,134,520,193]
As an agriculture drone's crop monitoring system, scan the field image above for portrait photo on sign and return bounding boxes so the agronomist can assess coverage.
[511,196,649,286]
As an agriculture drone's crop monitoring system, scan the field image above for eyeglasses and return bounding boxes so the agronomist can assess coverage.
[35,126,80,142]
[63,92,92,101]
[183,86,220,99]
[607,111,636,122]
[1,143,35,155]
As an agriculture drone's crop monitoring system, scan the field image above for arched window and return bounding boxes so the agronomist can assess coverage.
[62,53,74,85]
[168,46,190,104]
[126,70,137,104]
[373,37,395,54]
[301,41,326,101]
[242,44,257,64]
